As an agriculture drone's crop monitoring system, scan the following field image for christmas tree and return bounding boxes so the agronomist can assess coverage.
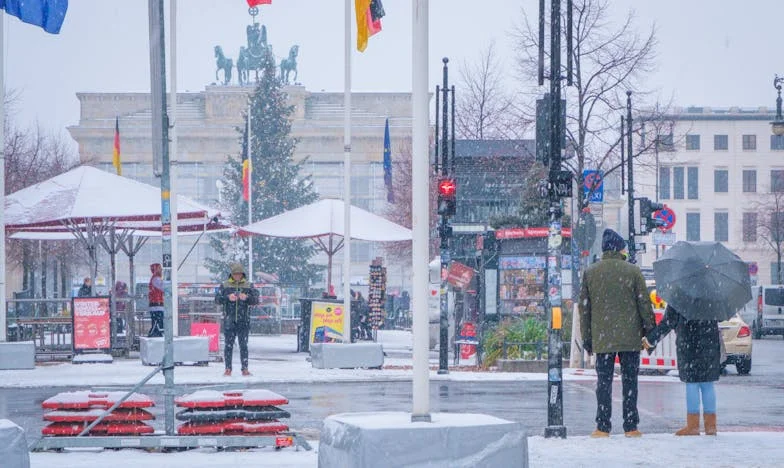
[206,52,321,286]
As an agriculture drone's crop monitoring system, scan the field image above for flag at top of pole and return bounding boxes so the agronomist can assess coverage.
[355,0,385,52]
[247,0,271,6]
[383,118,394,203]
[112,117,122,176]
[0,0,68,34]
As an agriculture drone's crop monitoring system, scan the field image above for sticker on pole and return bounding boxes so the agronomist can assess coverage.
[582,170,604,202]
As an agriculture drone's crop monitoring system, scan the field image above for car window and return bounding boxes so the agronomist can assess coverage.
[764,288,784,306]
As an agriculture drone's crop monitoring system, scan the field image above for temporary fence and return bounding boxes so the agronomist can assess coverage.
[613,308,677,371]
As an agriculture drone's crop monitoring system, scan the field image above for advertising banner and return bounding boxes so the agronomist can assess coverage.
[191,322,221,352]
[447,261,475,289]
[309,301,346,344]
[72,296,112,352]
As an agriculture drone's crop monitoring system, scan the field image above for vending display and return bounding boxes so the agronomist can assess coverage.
[498,256,546,315]
[368,258,387,330]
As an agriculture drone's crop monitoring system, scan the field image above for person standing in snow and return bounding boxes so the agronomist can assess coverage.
[77,277,92,297]
[215,263,259,376]
[579,228,656,438]
[643,304,722,436]
[147,263,165,337]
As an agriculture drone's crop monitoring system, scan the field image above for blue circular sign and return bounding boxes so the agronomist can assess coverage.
[654,205,676,231]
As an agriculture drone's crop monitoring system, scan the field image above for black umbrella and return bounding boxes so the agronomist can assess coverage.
[653,241,751,321]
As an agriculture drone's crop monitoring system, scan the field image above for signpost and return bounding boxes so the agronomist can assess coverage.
[582,170,604,202]
[653,205,676,232]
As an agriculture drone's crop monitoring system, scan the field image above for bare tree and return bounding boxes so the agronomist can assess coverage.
[512,0,661,210]
[455,42,529,140]
[750,188,784,284]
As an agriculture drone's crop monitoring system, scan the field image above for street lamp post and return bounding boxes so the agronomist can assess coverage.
[772,75,784,136]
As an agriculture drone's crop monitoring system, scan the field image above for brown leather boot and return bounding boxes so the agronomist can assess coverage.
[675,414,701,436]
[704,413,717,436]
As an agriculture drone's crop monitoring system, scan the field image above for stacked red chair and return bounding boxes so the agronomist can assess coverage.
[41,391,156,436]
[175,389,294,447]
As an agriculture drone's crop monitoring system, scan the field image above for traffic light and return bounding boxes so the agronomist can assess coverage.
[437,177,457,217]
[639,197,665,233]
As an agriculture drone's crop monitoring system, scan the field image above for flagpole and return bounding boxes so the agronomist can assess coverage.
[169,0,179,337]
[0,12,6,342]
[343,0,353,340]
[247,101,253,278]
[411,0,431,421]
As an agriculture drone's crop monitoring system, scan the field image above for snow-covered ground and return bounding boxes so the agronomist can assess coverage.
[5,330,784,466]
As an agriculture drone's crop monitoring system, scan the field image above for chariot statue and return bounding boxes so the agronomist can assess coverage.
[237,21,274,85]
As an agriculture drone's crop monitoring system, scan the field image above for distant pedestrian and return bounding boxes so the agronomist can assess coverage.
[113,281,129,335]
[77,277,92,297]
[147,263,164,337]
[643,304,722,436]
[579,228,656,438]
[215,263,259,376]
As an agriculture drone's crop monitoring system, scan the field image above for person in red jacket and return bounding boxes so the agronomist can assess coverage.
[147,263,165,337]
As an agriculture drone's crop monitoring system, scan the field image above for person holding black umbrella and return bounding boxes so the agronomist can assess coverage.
[642,241,752,437]
[579,228,657,438]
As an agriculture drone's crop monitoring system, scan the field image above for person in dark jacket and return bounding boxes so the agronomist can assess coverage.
[215,263,259,376]
[643,304,721,436]
[579,228,656,438]
[77,277,92,297]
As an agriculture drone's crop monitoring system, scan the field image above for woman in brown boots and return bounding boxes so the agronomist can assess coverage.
[642,303,721,436]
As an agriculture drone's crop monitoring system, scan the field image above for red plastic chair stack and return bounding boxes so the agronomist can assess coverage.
[175,389,294,447]
[41,391,156,436]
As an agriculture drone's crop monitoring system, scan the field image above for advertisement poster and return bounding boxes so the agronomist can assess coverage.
[309,301,346,344]
[191,322,220,352]
[72,297,112,351]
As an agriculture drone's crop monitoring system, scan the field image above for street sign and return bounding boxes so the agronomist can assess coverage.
[549,171,572,198]
[652,230,676,246]
[635,242,647,253]
[582,170,604,202]
[653,205,676,231]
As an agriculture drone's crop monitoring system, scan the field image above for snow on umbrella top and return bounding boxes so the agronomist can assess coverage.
[5,165,220,230]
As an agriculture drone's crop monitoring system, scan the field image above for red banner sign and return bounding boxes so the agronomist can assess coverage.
[495,227,572,239]
[191,322,221,352]
[447,261,475,289]
[72,297,112,351]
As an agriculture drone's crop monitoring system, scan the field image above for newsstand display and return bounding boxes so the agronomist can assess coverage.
[368,258,387,330]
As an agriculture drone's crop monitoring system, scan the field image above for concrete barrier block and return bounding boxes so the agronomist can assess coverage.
[0,419,30,468]
[0,342,35,370]
[310,343,384,369]
[319,411,528,468]
[140,336,209,366]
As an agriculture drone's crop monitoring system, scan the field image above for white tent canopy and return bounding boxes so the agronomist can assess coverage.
[238,198,411,290]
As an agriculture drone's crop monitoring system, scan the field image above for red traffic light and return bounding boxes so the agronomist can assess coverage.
[438,178,456,196]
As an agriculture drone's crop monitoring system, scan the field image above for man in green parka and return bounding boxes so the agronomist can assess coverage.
[215,263,259,376]
[579,228,656,438]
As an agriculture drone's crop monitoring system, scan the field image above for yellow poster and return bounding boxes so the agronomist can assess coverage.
[309,301,347,344]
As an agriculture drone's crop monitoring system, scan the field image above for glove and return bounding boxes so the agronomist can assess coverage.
[641,337,654,355]
[583,338,592,354]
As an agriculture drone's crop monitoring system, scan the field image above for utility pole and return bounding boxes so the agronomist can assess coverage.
[626,91,636,264]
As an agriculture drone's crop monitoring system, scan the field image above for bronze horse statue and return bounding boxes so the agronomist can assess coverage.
[279,45,299,84]
[214,45,233,85]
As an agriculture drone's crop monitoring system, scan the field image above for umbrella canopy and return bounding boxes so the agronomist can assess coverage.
[653,241,752,321]
[238,198,411,290]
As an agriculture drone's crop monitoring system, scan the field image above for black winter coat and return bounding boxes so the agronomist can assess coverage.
[215,275,259,325]
[646,305,721,383]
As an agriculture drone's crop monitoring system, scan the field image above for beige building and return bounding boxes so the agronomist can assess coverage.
[634,106,782,286]
[68,85,414,289]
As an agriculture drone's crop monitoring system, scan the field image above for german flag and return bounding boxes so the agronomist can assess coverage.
[242,158,251,202]
[356,0,385,52]
[112,117,121,176]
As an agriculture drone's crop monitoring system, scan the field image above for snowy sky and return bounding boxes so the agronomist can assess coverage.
[5,0,784,136]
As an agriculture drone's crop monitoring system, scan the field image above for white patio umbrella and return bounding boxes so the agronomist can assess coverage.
[238,198,411,291]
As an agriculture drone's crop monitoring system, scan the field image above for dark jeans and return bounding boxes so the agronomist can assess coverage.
[595,351,641,433]
[148,310,164,337]
[224,319,250,371]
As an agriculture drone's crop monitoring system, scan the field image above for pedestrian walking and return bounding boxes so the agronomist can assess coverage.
[147,263,165,337]
[579,228,656,438]
[77,277,92,297]
[215,263,259,376]
[642,304,722,436]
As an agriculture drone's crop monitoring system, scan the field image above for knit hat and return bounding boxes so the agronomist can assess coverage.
[230,263,245,275]
[601,228,626,252]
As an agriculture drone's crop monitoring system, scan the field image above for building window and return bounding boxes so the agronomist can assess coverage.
[771,170,784,193]
[685,134,700,150]
[742,170,757,193]
[714,135,729,151]
[686,212,701,241]
[657,133,675,152]
[714,212,728,242]
[743,212,757,242]
[771,135,784,150]
[687,167,699,199]
[714,169,728,193]
[742,134,757,150]
[659,166,670,200]
[673,167,685,199]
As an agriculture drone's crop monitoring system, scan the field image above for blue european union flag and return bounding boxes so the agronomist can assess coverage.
[1,0,68,34]
[383,118,394,203]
